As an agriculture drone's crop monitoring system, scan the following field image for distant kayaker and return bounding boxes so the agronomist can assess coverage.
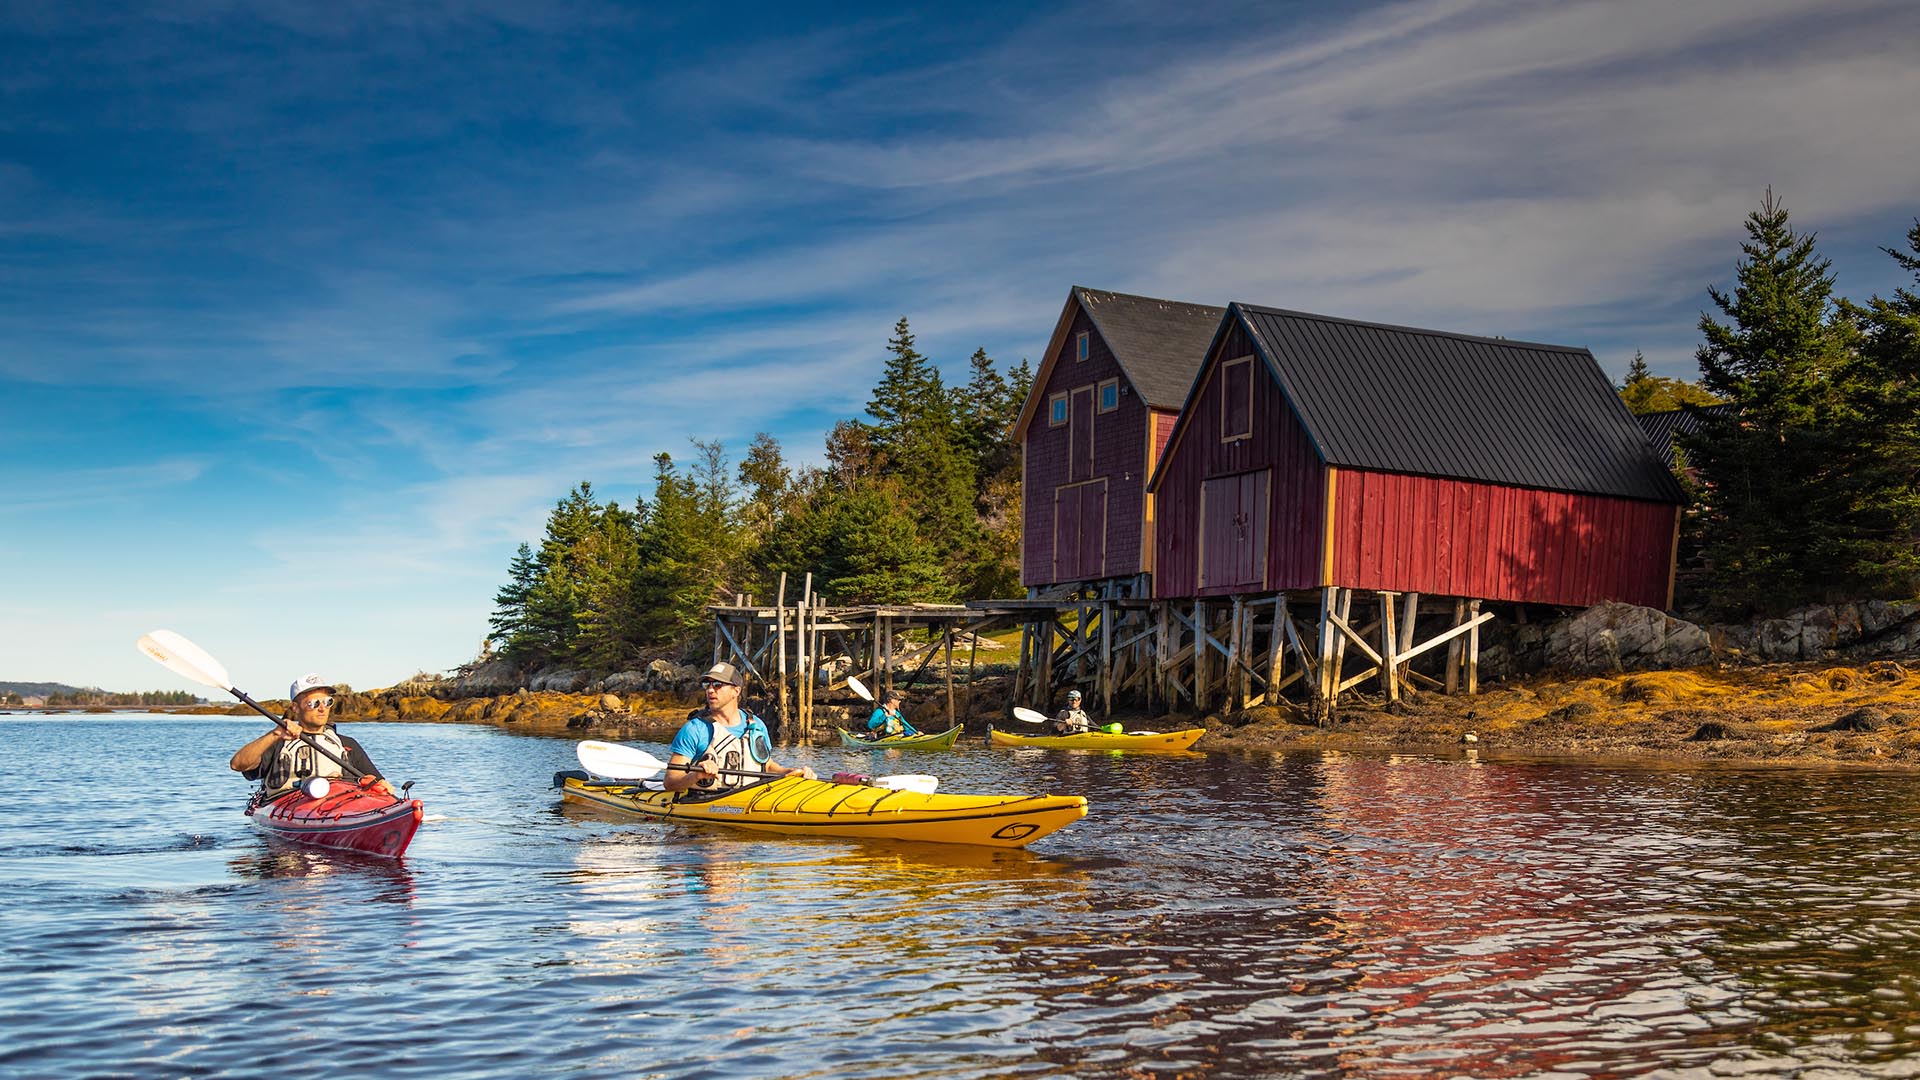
[1051,690,1093,735]
[663,662,816,794]
[865,687,919,740]
[229,673,395,796]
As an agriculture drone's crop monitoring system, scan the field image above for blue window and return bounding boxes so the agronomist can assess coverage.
[1049,393,1068,426]
[1098,378,1119,413]
[1076,332,1089,362]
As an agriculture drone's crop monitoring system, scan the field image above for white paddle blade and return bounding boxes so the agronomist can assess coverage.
[1012,707,1049,724]
[845,675,874,701]
[576,740,668,780]
[875,774,938,794]
[136,630,233,691]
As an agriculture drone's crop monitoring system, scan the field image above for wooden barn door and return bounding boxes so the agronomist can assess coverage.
[1069,386,1095,482]
[1199,469,1269,590]
[1053,479,1108,582]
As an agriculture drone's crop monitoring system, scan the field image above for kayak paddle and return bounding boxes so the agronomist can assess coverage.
[136,629,369,780]
[575,740,938,793]
[845,675,874,701]
[1012,707,1049,724]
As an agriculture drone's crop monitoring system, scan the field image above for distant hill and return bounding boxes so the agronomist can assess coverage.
[0,681,104,697]
[1,681,205,705]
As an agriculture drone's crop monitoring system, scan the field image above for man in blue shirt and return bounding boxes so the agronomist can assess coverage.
[662,662,815,794]
[865,687,918,739]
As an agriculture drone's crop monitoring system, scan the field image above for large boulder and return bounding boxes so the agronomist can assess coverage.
[1542,603,1710,673]
[530,668,594,693]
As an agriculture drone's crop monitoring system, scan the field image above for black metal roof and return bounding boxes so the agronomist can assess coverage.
[1635,404,1738,468]
[1075,287,1225,409]
[1226,303,1686,503]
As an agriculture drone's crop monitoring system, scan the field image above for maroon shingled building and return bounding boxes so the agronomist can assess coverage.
[1012,287,1224,594]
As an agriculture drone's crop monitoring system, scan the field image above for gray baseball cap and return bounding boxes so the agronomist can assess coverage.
[701,662,745,686]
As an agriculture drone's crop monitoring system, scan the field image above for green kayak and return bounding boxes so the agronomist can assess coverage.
[838,724,964,750]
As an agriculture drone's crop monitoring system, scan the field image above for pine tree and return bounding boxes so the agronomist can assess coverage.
[488,542,540,656]
[1695,188,1843,427]
[1685,194,1914,613]
[1829,219,1920,596]
[738,431,790,538]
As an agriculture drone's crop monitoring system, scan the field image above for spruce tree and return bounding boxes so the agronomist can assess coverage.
[1685,193,1912,612]
[488,542,540,657]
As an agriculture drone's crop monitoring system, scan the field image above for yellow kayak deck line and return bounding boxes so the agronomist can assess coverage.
[558,773,1088,848]
[987,727,1208,751]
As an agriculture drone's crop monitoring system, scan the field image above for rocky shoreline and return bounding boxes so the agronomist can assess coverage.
[148,656,1920,770]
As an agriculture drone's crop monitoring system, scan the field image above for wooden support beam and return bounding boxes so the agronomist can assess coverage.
[1191,599,1207,713]
[1316,587,1337,714]
[1100,601,1114,717]
[1226,596,1245,712]
[1467,599,1482,695]
[1402,609,1495,666]
[1324,608,1385,668]
[1381,591,1400,704]
[1445,599,1465,694]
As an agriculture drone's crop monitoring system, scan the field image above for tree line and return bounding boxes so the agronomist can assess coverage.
[487,320,1031,670]
[4,689,204,706]
[1622,190,1920,617]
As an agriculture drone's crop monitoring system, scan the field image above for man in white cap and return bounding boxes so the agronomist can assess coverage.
[229,673,394,796]
[864,686,918,740]
[1051,689,1093,735]
[661,662,816,794]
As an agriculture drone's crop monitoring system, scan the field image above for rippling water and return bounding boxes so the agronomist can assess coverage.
[4,714,1919,1079]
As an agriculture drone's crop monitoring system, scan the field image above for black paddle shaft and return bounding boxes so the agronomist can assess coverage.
[229,688,368,780]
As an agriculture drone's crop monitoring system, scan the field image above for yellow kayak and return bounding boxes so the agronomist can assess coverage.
[555,772,1087,848]
[988,727,1207,751]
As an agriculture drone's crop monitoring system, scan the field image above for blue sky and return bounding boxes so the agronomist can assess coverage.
[4,0,1917,694]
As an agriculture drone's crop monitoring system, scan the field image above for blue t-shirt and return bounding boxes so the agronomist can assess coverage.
[669,710,772,765]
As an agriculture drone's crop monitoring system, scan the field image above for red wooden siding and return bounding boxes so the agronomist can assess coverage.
[1331,470,1678,607]
[1153,322,1327,598]
[1022,305,1151,587]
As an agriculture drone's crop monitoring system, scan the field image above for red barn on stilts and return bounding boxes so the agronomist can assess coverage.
[1144,303,1685,712]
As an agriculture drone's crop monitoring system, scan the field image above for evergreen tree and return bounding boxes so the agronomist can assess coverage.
[488,542,540,657]
[1684,194,1915,612]
[866,317,938,461]
[1695,188,1843,426]
[1829,219,1920,596]
[819,482,951,603]
[738,431,791,539]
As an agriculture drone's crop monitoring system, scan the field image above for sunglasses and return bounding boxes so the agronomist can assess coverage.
[700,680,735,690]
[300,696,334,710]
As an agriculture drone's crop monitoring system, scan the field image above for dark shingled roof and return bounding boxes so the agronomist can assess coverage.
[1076,287,1225,409]
[1229,303,1686,504]
[1635,404,1738,468]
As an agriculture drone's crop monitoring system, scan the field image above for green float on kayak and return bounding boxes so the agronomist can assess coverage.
[555,771,1086,847]
[837,724,963,750]
[987,727,1207,751]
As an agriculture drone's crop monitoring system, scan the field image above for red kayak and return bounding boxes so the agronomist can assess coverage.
[247,776,423,858]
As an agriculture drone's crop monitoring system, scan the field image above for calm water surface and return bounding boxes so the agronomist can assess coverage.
[4,714,1919,1079]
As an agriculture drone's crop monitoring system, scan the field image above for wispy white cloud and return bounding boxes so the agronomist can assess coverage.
[0,458,211,513]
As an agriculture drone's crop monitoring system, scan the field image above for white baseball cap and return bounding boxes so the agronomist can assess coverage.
[290,673,335,700]
[1067,689,1083,700]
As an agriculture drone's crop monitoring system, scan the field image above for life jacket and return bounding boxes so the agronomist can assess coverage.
[1054,709,1092,735]
[689,710,772,792]
[871,707,906,737]
[259,726,351,794]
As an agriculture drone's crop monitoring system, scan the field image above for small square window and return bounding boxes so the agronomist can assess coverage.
[1049,393,1068,426]
[1098,378,1119,413]
[1076,332,1089,362]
